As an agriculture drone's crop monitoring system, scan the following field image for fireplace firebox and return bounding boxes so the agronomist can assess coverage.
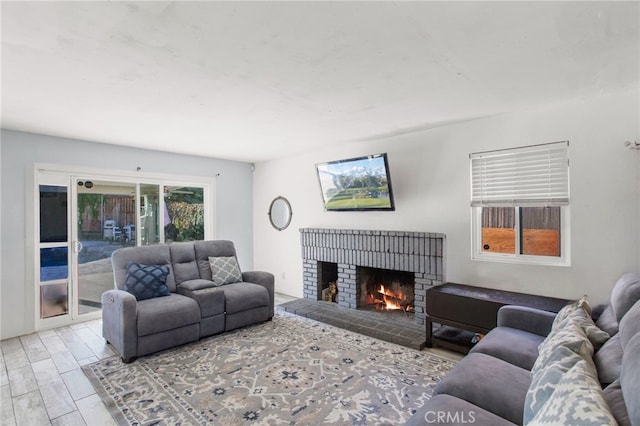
[358,266,415,313]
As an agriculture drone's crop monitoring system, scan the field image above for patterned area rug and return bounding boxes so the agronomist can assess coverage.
[83,310,455,425]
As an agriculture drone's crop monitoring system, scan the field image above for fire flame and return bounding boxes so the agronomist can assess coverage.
[377,284,411,311]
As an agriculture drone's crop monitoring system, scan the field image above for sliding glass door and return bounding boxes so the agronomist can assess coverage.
[36,166,214,330]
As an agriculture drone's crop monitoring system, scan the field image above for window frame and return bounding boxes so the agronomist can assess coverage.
[471,204,570,266]
[470,141,570,266]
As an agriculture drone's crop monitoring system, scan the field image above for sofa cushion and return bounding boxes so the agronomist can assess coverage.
[620,333,640,425]
[469,326,545,371]
[194,240,237,280]
[610,273,640,323]
[595,305,619,337]
[169,242,199,284]
[592,273,640,337]
[603,379,630,426]
[111,244,176,291]
[406,394,515,426]
[619,299,640,349]
[223,282,270,314]
[594,334,623,387]
[124,262,170,301]
[136,293,200,336]
[434,353,530,425]
[209,256,242,286]
[528,359,616,426]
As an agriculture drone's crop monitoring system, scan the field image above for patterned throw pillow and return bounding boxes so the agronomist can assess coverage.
[549,295,609,351]
[551,295,591,332]
[526,316,613,425]
[524,345,585,424]
[562,307,610,350]
[531,320,594,380]
[208,256,242,286]
[525,321,593,423]
[528,359,616,426]
[124,262,170,301]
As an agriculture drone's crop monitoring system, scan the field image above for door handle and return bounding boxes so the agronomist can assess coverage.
[74,241,84,253]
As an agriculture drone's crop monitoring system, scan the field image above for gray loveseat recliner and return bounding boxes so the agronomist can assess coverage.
[408,273,640,425]
[102,240,274,363]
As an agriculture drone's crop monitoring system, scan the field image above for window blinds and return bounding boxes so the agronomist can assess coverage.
[470,141,569,207]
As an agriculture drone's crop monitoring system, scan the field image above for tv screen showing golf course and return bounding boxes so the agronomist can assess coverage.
[316,153,395,211]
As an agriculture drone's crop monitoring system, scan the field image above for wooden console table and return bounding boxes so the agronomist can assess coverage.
[426,283,570,354]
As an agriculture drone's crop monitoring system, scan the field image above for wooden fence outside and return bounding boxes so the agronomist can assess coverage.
[79,196,136,234]
[481,207,560,256]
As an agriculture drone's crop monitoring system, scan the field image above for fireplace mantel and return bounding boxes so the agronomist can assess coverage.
[300,228,445,326]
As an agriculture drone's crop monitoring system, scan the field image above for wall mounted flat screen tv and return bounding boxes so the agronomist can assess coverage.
[316,153,395,211]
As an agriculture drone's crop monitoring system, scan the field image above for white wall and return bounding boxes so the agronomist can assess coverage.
[253,90,640,305]
[0,130,254,339]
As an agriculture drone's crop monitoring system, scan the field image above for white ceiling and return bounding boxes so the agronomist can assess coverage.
[2,1,638,162]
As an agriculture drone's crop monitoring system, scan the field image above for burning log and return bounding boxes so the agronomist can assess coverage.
[376,284,414,314]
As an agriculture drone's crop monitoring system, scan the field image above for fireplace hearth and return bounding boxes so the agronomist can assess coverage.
[301,228,445,326]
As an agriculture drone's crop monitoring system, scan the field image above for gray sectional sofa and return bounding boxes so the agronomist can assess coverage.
[408,273,640,425]
[102,240,274,363]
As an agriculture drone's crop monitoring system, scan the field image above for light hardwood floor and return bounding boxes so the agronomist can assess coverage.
[0,293,298,426]
[1,319,117,426]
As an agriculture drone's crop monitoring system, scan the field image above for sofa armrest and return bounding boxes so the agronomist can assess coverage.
[497,305,556,337]
[242,271,275,318]
[101,289,138,362]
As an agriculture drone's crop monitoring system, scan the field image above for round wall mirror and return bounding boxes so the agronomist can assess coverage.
[268,196,292,231]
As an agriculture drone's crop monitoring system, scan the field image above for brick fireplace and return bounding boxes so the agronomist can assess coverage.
[300,228,445,326]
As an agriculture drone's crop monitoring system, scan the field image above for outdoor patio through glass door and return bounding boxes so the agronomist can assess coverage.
[74,179,153,315]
